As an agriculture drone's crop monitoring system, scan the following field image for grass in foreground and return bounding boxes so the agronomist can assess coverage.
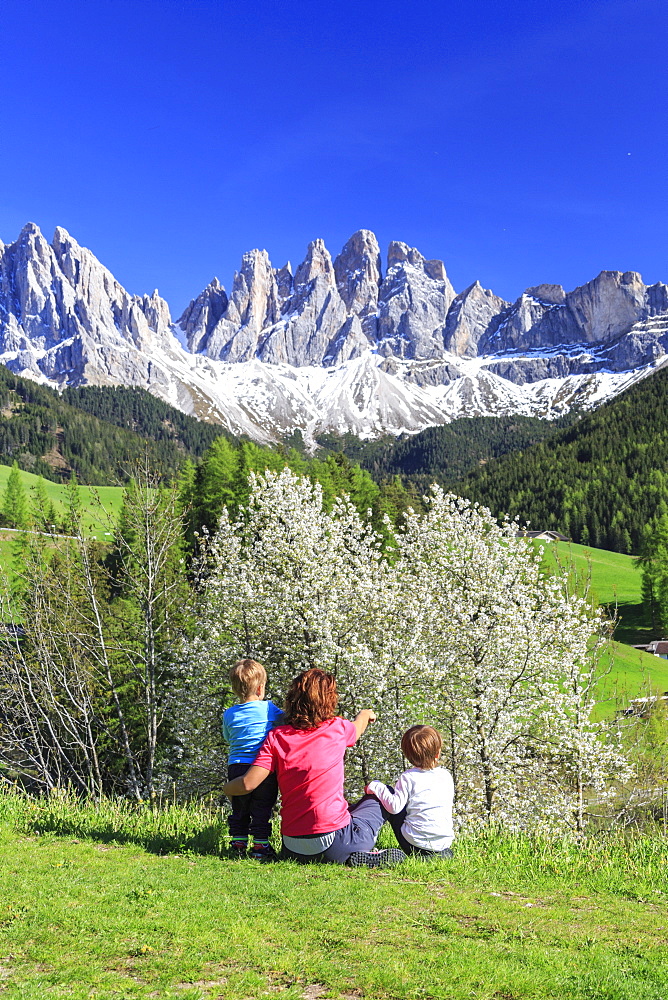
[2,791,668,999]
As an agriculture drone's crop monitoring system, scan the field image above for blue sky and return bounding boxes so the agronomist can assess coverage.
[0,0,666,315]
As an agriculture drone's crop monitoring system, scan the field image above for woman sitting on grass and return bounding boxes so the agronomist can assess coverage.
[222,667,406,868]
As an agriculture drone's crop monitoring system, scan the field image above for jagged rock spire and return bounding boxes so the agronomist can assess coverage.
[377,241,456,360]
[444,282,508,358]
[178,278,228,354]
[2,221,668,447]
[333,229,382,339]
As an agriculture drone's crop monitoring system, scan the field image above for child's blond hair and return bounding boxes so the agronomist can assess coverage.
[230,659,267,700]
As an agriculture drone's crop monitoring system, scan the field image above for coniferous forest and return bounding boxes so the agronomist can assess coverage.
[3,360,668,555]
[319,414,571,488]
[0,367,226,484]
[448,368,668,554]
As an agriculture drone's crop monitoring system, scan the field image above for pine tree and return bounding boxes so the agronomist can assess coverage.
[63,472,83,535]
[638,507,668,635]
[2,461,30,529]
[30,476,58,531]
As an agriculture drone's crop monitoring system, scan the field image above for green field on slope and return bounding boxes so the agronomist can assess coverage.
[542,539,642,607]
[540,539,667,707]
[0,462,125,536]
[0,464,126,580]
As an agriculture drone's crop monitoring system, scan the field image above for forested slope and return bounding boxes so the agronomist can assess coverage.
[0,369,225,484]
[452,367,668,554]
[319,415,569,489]
[61,385,225,456]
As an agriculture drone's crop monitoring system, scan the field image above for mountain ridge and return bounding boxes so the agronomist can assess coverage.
[1,222,667,445]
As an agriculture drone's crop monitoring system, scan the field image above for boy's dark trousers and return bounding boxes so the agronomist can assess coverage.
[227,762,278,840]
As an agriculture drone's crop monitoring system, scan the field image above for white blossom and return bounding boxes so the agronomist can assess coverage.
[177,472,630,831]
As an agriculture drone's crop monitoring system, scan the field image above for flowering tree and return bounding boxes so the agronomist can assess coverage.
[177,469,405,790]
[179,472,630,830]
[392,489,630,830]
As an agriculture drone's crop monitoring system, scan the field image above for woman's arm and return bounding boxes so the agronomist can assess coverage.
[352,709,377,740]
[222,765,271,797]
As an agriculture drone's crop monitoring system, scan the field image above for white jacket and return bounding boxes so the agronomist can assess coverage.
[367,766,454,851]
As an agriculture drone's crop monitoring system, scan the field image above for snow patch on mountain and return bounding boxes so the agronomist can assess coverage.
[2,222,668,446]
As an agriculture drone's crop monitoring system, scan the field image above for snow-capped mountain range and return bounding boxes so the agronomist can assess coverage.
[1,222,667,445]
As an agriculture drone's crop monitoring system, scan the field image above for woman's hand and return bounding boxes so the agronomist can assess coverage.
[353,708,377,739]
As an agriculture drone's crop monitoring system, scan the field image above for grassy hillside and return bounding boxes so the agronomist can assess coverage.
[0,462,125,536]
[2,791,668,1000]
[538,539,667,708]
[542,539,643,607]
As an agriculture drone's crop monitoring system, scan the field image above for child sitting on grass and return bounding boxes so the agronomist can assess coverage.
[365,725,454,858]
[223,658,282,860]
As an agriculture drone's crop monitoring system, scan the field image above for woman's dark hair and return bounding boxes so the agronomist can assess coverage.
[283,668,338,730]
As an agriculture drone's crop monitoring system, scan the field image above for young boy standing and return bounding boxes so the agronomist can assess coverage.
[366,725,454,858]
[223,658,282,860]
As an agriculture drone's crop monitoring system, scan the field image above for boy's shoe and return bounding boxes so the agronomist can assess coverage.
[347,848,406,868]
[229,839,249,858]
[250,842,278,862]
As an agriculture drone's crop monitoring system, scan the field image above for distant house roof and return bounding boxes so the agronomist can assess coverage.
[517,530,570,542]
[621,692,668,717]
[648,640,668,656]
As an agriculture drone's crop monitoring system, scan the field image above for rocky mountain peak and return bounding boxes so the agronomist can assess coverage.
[444,282,509,358]
[52,225,76,248]
[565,270,649,343]
[387,240,423,269]
[140,290,172,336]
[192,248,281,363]
[2,221,668,448]
[525,284,566,305]
[274,263,293,307]
[377,242,456,360]
[293,239,336,291]
[423,259,448,281]
[232,249,279,326]
[333,229,382,340]
[178,278,229,354]
[18,221,42,240]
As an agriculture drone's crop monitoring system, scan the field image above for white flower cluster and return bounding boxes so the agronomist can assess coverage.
[177,470,630,832]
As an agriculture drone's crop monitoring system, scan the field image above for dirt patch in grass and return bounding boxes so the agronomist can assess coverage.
[300,984,363,999]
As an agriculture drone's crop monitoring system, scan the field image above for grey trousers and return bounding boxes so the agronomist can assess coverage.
[281,794,385,864]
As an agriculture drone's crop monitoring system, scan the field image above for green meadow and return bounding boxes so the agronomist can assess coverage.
[2,790,668,1000]
[542,540,642,608]
[538,539,667,708]
[0,462,125,537]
